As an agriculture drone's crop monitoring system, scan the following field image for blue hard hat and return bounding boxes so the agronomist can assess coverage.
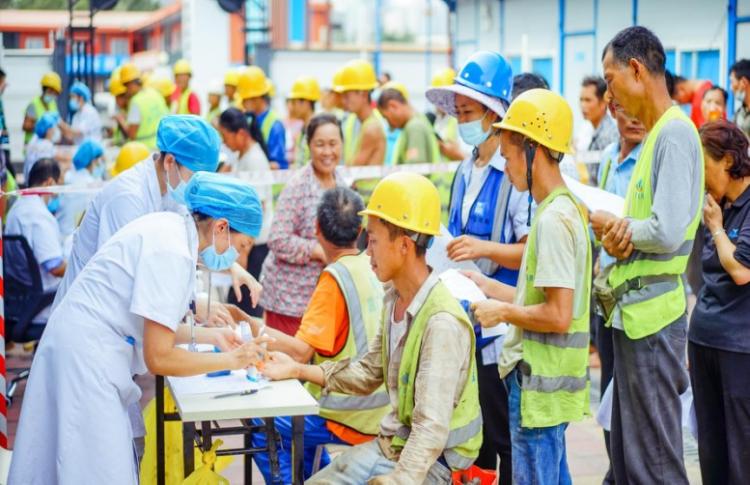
[70,81,91,102]
[73,140,104,170]
[34,112,60,138]
[455,51,513,101]
[156,115,220,173]
[184,172,263,238]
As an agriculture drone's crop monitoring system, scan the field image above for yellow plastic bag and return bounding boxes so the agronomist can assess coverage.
[182,440,231,485]
[140,388,233,485]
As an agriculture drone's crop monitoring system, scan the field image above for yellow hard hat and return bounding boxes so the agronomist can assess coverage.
[224,70,240,87]
[289,76,321,101]
[109,68,127,96]
[381,81,409,100]
[493,88,573,154]
[147,76,176,98]
[237,66,272,100]
[431,67,456,88]
[173,59,192,76]
[41,71,62,93]
[331,67,346,93]
[359,172,441,236]
[334,59,378,93]
[119,63,141,84]
[111,142,150,177]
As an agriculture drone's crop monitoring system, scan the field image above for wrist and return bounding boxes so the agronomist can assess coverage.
[712,227,725,238]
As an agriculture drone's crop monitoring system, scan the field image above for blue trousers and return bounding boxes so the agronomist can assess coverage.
[507,368,572,485]
[251,415,346,484]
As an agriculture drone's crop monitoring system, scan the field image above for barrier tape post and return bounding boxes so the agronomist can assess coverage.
[0,217,7,449]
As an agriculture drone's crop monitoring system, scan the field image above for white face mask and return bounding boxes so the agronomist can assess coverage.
[736,89,746,104]
[51,128,62,144]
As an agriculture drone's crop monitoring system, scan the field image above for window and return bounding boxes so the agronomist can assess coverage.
[2,32,20,49]
[509,56,521,77]
[110,38,129,56]
[531,57,553,88]
[665,49,676,73]
[679,49,720,85]
[24,36,45,49]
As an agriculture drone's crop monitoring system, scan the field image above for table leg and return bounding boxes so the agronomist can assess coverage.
[244,429,253,485]
[183,421,196,478]
[291,415,305,485]
[265,418,281,484]
[201,421,212,452]
[156,375,165,485]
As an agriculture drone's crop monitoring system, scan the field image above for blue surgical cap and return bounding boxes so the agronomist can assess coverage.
[184,172,263,238]
[156,115,220,173]
[70,81,91,102]
[34,112,59,138]
[73,140,104,170]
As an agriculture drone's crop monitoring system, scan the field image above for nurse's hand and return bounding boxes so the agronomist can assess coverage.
[229,336,274,369]
[229,262,263,308]
[261,351,298,381]
[211,327,243,352]
[447,235,488,262]
[206,303,237,328]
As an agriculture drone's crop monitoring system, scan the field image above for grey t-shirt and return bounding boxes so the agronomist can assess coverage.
[610,116,703,330]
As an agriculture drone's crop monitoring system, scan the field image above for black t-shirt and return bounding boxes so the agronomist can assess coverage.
[690,185,750,354]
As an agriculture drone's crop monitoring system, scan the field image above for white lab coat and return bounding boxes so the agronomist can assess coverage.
[8,211,197,485]
[71,102,103,144]
[56,168,96,237]
[4,195,63,323]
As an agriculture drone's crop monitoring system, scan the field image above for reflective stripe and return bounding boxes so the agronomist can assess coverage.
[619,278,680,306]
[523,331,589,349]
[317,390,390,410]
[523,374,588,393]
[443,449,476,471]
[394,414,482,450]
[326,261,369,357]
[630,239,693,263]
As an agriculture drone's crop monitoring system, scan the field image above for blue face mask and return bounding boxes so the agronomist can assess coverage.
[458,110,491,147]
[92,163,105,180]
[68,98,80,112]
[43,94,56,105]
[165,163,188,205]
[47,197,60,214]
[200,229,238,271]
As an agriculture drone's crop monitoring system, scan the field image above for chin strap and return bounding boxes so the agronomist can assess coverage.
[524,141,538,227]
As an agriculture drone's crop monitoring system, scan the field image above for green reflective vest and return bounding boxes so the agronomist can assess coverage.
[205,106,221,126]
[520,186,592,428]
[173,88,194,115]
[343,111,384,166]
[305,253,390,435]
[130,88,168,150]
[607,106,704,339]
[260,109,280,144]
[294,127,310,168]
[25,96,58,144]
[385,280,482,471]
[389,114,440,166]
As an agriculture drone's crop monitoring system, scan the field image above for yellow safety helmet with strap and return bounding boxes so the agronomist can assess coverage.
[430,67,456,88]
[359,172,441,236]
[119,63,141,84]
[335,59,378,93]
[224,70,240,87]
[288,76,321,101]
[173,59,192,76]
[331,66,346,93]
[147,76,176,98]
[41,71,62,93]
[237,66,272,100]
[381,81,409,100]
[111,141,150,177]
[109,68,127,96]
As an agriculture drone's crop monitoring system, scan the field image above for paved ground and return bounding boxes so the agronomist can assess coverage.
[5,343,703,484]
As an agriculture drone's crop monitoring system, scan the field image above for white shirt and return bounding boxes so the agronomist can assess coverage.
[233,143,274,244]
[71,103,103,144]
[5,195,64,322]
[52,156,180,310]
[23,136,55,180]
[56,168,96,237]
[461,163,489,225]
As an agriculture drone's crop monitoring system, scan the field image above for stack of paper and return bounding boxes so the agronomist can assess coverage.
[169,370,269,396]
[438,269,509,338]
[563,174,625,216]
[426,225,481,274]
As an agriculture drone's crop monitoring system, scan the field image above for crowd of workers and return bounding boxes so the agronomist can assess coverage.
[0,23,749,485]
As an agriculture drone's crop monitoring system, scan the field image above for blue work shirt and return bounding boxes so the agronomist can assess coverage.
[257,109,288,169]
[597,141,640,269]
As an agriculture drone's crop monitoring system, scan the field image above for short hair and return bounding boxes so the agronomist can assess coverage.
[381,72,392,82]
[703,85,728,105]
[581,76,607,100]
[316,187,364,248]
[306,113,343,145]
[380,219,428,257]
[0,67,5,79]
[700,120,750,179]
[673,75,687,86]
[27,158,60,187]
[730,59,750,82]
[376,88,407,109]
[511,73,549,101]
[603,26,666,75]
[665,70,676,97]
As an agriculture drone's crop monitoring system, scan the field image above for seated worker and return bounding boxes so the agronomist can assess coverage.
[5,158,66,324]
[263,172,482,484]
[57,140,105,238]
[249,186,390,483]
[377,85,440,165]
[23,112,62,181]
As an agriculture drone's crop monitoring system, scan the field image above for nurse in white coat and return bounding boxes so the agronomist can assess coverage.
[9,172,270,484]
[60,81,102,144]
[56,139,105,238]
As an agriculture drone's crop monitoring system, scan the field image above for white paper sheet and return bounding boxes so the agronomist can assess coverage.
[480,323,510,338]
[169,369,270,396]
[438,269,486,303]
[563,174,625,216]
[426,225,481,274]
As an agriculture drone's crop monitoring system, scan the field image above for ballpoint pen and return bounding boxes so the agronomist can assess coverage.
[213,389,259,399]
